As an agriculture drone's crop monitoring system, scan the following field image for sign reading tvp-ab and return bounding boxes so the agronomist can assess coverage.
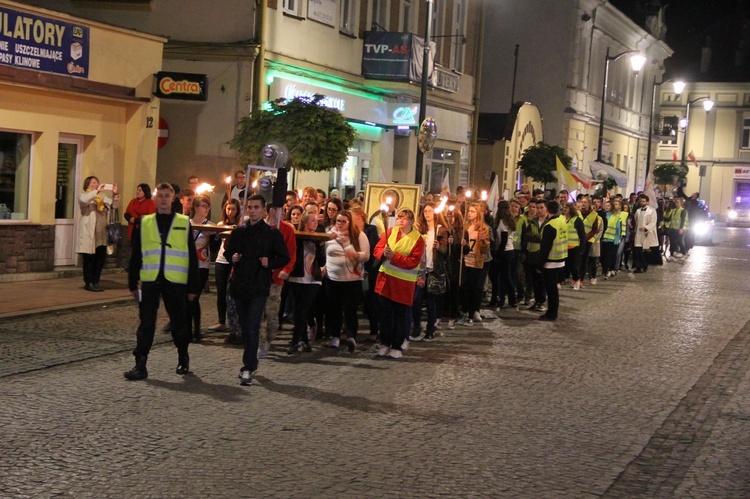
[0,6,90,78]
[362,31,412,81]
[154,71,208,101]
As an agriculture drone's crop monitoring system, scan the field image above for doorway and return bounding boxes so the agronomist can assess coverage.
[54,135,83,266]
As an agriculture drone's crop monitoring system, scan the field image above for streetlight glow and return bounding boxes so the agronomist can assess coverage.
[630,54,647,72]
[703,99,714,112]
[673,81,686,95]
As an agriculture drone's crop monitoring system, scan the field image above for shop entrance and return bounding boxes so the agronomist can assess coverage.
[332,140,372,200]
[54,135,83,266]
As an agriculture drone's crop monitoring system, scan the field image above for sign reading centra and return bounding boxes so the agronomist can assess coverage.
[154,71,208,101]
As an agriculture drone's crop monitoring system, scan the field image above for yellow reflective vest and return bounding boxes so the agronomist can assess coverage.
[379,228,423,282]
[547,216,568,261]
[566,215,582,248]
[670,207,689,230]
[140,214,191,284]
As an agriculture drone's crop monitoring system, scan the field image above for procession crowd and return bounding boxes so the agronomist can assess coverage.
[77,170,700,386]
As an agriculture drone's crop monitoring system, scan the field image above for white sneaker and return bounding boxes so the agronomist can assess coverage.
[557,283,562,290]
[401,340,410,351]
[329,337,340,349]
[447,320,455,330]
[472,311,483,322]
[240,370,253,386]
[590,278,597,285]
[411,332,426,342]
[388,349,403,359]
[434,319,442,329]
[674,252,683,258]
[573,281,580,291]
[376,345,390,357]
[346,337,356,353]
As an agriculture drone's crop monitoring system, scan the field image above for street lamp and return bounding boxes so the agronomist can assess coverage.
[414,0,434,187]
[680,96,714,165]
[597,48,647,162]
[645,78,685,177]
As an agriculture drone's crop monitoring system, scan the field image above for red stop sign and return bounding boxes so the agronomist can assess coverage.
[158,118,169,149]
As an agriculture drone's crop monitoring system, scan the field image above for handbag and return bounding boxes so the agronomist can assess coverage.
[107,208,123,245]
[426,271,447,295]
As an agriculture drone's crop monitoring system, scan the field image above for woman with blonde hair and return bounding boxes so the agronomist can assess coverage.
[187,195,212,342]
[460,202,491,324]
[76,176,119,292]
[443,207,464,329]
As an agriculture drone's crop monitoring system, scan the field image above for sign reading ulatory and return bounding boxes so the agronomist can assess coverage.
[0,6,90,78]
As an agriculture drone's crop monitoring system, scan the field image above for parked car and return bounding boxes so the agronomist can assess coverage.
[727,206,750,227]
[691,208,715,245]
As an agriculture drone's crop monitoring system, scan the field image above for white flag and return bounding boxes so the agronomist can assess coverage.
[486,174,500,215]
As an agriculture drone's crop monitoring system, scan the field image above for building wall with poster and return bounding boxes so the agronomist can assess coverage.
[0,0,164,274]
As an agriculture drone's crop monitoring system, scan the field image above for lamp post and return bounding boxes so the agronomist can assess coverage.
[414,0,434,187]
[597,48,647,162]
[679,95,714,165]
[645,79,684,178]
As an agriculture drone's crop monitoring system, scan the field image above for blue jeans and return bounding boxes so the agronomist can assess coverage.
[235,294,268,372]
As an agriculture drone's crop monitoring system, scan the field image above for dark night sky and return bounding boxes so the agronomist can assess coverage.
[610,0,750,81]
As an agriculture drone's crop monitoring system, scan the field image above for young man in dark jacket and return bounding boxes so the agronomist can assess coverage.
[224,195,290,386]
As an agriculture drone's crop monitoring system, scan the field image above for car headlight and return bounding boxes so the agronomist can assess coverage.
[693,221,709,236]
[728,210,738,219]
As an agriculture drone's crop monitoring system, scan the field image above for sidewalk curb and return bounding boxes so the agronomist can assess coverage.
[0,296,134,321]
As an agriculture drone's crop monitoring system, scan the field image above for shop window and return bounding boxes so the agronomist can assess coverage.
[428,148,457,193]
[431,0,445,63]
[340,0,358,35]
[283,0,303,17]
[742,118,750,149]
[0,131,31,221]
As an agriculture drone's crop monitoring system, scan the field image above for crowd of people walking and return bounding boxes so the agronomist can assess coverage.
[116,174,700,385]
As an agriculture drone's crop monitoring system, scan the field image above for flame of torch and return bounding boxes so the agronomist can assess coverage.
[465,189,472,199]
[481,190,488,201]
[435,195,448,214]
[195,182,215,195]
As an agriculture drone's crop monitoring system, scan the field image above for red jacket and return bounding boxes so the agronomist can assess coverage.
[124,197,156,241]
[373,227,425,305]
[272,220,297,286]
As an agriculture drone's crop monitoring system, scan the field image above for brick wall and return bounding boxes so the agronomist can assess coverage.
[0,224,133,274]
[0,225,55,273]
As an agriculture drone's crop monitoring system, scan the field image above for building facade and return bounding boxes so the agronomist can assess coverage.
[656,81,750,219]
[480,0,672,196]
[0,0,164,274]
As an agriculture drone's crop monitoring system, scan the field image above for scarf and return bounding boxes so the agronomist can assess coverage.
[387,227,422,255]
[87,188,105,212]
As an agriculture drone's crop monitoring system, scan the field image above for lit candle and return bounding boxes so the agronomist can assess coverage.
[385,196,393,206]
[481,190,488,201]
[465,189,472,199]
[225,176,232,199]
[195,182,215,195]
[297,188,303,200]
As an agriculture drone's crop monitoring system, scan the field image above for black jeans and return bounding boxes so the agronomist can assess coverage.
[186,268,209,340]
[378,294,409,350]
[134,280,190,360]
[542,267,563,319]
[326,279,363,339]
[601,241,615,275]
[214,262,231,325]
[289,282,319,345]
[236,294,268,373]
[461,266,486,315]
[633,246,649,271]
[497,250,517,307]
[565,246,582,281]
[82,245,107,286]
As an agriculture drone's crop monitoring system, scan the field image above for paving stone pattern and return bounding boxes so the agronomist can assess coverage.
[1,229,750,497]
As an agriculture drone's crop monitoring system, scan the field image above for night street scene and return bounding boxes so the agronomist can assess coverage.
[2,0,750,497]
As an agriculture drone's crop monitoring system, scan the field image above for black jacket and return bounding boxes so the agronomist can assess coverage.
[224,219,290,298]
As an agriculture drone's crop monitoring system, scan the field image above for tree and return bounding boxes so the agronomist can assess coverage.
[517,142,572,185]
[652,162,689,187]
[231,95,357,172]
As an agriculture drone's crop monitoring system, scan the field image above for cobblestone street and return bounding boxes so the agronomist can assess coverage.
[1,227,750,498]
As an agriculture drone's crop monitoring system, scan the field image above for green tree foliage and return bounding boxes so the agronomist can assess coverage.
[231,95,357,172]
[652,162,689,186]
[517,142,572,185]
